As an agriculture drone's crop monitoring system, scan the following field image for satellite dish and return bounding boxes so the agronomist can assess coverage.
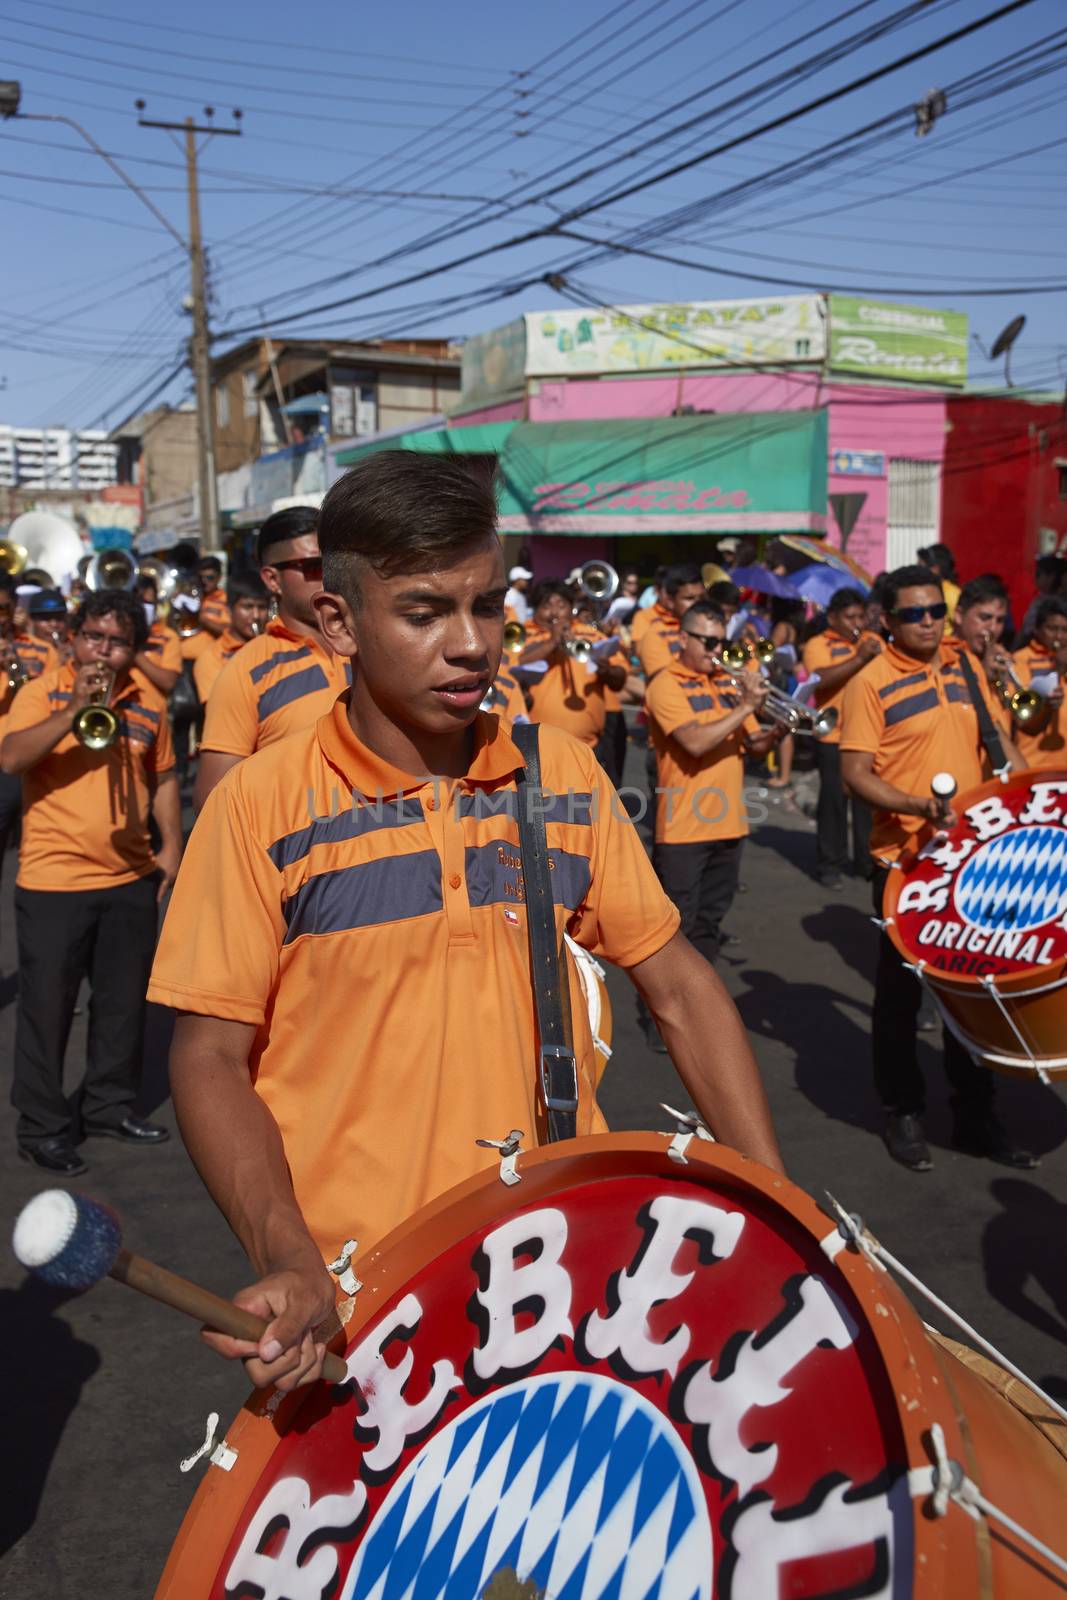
[990,314,1026,386]
[8,511,86,586]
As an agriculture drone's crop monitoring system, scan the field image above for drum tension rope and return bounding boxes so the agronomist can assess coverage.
[660,1104,714,1165]
[475,1129,525,1187]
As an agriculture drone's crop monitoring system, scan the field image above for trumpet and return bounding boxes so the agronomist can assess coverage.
[565,635,593,664]
[986,643,1044,727]
[722,665,837,739]
[503,619,527,657]
[721,638,775,672]
[73,668,119,751]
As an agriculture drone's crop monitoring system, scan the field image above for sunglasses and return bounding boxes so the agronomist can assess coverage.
[271,556,323,581]
[892,602,948,624]
[684,632,724,649]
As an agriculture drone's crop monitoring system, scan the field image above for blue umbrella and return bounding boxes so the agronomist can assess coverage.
[789,563,869,606]
[727,564,802,600]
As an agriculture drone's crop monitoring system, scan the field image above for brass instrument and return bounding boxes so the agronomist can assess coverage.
[503,619,527,657]
[137,556,178,601]
[987,643,1043,727]
[722,660,838,739]
[22,566,56,589]
[3,646,28,692]
[85,548,136,592]
[565,635,593,664]
[72,668,119,751]
[721,638,775,672]
[577,560,619,605]
[0,538,28,577]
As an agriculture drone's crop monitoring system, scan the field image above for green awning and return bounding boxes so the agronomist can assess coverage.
[334,422,514,468]
[496,412,827,536]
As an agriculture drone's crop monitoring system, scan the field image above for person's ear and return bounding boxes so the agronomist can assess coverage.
[259,563,282,600]
[314,589,358,658]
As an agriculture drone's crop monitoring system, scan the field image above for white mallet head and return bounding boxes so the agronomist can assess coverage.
[931,772,957,803]
[12,1190,122,1290]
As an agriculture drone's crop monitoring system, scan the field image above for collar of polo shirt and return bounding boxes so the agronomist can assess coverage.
[316,697,524,798]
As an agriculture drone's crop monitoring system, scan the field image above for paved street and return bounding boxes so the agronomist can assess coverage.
[2,751,1066,1598]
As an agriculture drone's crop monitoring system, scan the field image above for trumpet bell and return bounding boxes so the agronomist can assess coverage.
[1010,688,1044,726]
[0,539,28,577]
[503,620,527,657]
[73,704,119,751]
[811,706,839,739]
[566,636,593,663]
[753,638,776,667]
[720,641,750,672]
[137,556,178,601]
[578,560,619,604]
[86,548,137,593]
[21,566,56,589]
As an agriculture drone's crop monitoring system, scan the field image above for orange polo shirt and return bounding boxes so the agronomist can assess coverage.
[200,617,350,757]
[193,628,246,705]
[482,665,527,722]
[179,628,213,664]
[148,704,679,1260]
[1012,641,1065,770]
[132,620,182,697]
[646,660,759,845]
[199,591,231,633]
[13,634,59,679]
[840,641,1008,864]
[636,607,682,681]
[801,627,879,747]
[6,665,174,891]
[630,602,669,646]
[523,623,610,747]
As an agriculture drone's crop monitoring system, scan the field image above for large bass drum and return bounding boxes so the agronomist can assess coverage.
[157,1132,1067,1598]
[885,768,1067,1079]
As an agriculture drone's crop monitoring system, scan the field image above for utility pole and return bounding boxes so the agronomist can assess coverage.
[137,103,242,549]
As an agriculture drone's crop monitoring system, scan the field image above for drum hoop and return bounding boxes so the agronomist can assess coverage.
[154,1132,969,1599]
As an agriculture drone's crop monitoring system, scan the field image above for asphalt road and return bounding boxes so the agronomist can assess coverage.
[2,751,1066,1597]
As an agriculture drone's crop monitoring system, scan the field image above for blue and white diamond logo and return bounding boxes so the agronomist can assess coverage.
[955,825,1067,933]
[342,1370,712,1599]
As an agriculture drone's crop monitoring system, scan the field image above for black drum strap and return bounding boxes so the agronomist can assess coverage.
[512,721,578,1143]
[955,650,1010,780]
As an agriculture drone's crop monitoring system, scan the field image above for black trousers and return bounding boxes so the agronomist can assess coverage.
[595,710,628,790]
[655,837,742,967]
[12,876,158,1148]
[871,868,994,1116]
[0,769,22,866]
[814,740,871,877]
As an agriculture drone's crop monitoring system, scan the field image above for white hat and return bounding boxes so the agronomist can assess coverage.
[716,537,740,553]
[509,565,533,582]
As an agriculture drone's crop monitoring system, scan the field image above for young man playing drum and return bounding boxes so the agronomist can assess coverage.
[840,565,1035,1174]
[149,450,784,1395]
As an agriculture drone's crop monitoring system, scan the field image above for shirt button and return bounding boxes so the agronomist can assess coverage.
[425,795,435,811]
[449,872,462,890]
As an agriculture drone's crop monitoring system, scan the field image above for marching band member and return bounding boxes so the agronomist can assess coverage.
[840,565,1034,1175]
[0,581,58,903]
[197,556,230,638]
[629,566,668,645]
[132,575,181,697]
[3,589,180,1176]
[193,507,349,810]
[148,450,783,1393]
[950,573,1009,679]
[24,589,70,662]
[635,564,706,681]
[1010,595,1067,769]
[481,661,528,722]
[516,580,625,749]
[193,572,271,705]
[645,601,782,1011]
[801,587,880,888]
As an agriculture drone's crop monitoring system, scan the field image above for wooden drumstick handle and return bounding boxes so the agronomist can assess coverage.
[109,1249,349,1383]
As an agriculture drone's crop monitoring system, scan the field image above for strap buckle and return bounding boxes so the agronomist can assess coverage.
[540,1043,578,1113]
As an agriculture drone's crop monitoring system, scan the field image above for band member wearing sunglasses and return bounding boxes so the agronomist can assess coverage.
[839,565,1032,1175]
[193,507,350,810]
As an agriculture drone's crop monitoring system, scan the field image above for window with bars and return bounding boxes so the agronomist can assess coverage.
[886,457,940,569]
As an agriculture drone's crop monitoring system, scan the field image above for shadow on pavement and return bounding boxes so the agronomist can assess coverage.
[0,1276,101,1558]
[982,1178,1067,1391]
[801,902,878,988]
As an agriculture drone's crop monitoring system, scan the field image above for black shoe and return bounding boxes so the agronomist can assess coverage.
[638,1016,668,1055]
[84,1115,170,1145]
[885,1112,932,1171]
[952,1113,1038,1169]
[819,872,845,890]
[19,1138,88,1176]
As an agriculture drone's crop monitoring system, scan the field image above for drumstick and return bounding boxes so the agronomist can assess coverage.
[930,770,957,825]
[12,1190,348,1384]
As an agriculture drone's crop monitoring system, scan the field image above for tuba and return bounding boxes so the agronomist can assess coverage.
[85,548,137,592]
[577,561,619,605]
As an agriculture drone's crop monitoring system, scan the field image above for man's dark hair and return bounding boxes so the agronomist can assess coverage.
[663,563,703,597]
[197,555,223,576]
[71,588,148,651]
[226,569,271,608]
[652,565,668,587]
[257,505,319,567]
[883,564,943,614]
[1035,595,1067,628]
[917,542,957,581]
[529,579,572,611]
[1035,554,1065,582]
[958,573,1009,612]
[706,579,741,607]
[317,450,497,607]
[827,586,867,615]
[680,600,726,632]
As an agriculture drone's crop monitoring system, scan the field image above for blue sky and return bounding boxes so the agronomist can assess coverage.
[1,0,1064,429]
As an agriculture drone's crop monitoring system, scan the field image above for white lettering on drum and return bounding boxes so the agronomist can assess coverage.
[1019,781,1067,827]
[224,1475,367,1600]
[471,1208,574,1382]
[679,1276,857,1498]
[965,795,1016,841]
[346,1294,459,1475]
[896,875,951,915]
[582,1195,744,1378]
[729,1480,894,1600]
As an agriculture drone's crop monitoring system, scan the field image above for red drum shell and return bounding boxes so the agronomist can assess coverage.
[885,769,1067,1077]
[155,1134,1067,1598]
